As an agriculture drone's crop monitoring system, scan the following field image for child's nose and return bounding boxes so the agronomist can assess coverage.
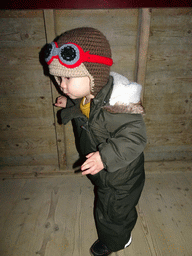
[60,79,67,89]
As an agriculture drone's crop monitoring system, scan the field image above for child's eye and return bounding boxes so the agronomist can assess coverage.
[57,77,62,83]
[66,77,70,80]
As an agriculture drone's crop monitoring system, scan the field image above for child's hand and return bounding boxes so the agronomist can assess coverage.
[54,96,67,108]
[81,151,104,175]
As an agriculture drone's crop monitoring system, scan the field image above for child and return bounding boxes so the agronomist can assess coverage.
[45,27,147,256]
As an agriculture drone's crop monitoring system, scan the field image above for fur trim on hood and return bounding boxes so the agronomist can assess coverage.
[103,72,145,115]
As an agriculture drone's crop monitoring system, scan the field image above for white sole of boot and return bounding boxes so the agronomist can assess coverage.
[124,235,132,248]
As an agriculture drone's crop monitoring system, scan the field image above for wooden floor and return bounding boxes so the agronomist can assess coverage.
[0,171,192,256]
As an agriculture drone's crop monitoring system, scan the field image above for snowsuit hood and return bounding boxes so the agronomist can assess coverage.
[104,72,145,115]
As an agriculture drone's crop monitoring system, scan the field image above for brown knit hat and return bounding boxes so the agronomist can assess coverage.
[45,27,113,96]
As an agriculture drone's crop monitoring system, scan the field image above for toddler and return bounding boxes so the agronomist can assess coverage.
[45,27,147,256]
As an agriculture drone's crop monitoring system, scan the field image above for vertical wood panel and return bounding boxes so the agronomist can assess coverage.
[0,8,191,176]
[0,10,58,167]
[135,8,151,102]
[144,8,192,162]
[43,10,67,169]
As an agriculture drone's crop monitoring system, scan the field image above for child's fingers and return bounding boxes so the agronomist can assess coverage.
[54,103,61,107]
[82,165,101,176]
[81,153,94,167]
[81,164,96,175]
[86,153,94,158]
[82,168,93,175]
[81,159,93,170]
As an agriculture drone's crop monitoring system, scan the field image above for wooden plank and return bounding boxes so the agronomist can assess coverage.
[43,10,67,169]
[135,172,192,256]
[0,10,59,168]
[0,160,191,179]
[144,160,192,172]
[0,12,45,48]
[0,172,192,255]
[0,176,96,256]
[0,8,191,172]
[144,8,192,162]
[135,8,151,103]
[0,96,54,119]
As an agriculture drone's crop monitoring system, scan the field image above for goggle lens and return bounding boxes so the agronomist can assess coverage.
[45,42,113,68]
[44,43,53,60]
[60,44,80,65]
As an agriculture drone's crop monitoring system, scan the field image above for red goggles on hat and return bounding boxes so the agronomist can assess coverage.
[45,42,113,68]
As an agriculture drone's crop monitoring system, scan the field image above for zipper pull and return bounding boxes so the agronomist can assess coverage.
[81,125,89,132]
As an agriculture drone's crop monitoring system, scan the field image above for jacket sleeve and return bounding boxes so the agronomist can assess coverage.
[98,112,147,173]
[60,98,83,125]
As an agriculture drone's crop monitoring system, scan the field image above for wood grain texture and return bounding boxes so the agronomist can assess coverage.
[0,10,58,167]
[144,8,192,162]
[135,8,151,102]
[43,10,67,169]
[0,9,191,172]
[0,171,192,255]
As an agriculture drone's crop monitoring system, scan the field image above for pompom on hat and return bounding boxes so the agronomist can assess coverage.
[45,27,113,96]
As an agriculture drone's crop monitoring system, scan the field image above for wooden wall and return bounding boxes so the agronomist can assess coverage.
[144,8,192,162]
[0,8,191,176]
[0,11,59,170]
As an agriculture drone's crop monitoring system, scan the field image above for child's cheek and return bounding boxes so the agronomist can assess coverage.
[73,83,80,89]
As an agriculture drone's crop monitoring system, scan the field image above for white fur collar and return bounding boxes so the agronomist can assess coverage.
[103,72,144,114]
[109,72,142,105]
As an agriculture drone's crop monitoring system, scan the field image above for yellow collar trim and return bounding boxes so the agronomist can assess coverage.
[80,97,91,118]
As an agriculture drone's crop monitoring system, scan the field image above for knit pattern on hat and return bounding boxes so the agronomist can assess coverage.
[50,60,94,89]
[52,27,112,96]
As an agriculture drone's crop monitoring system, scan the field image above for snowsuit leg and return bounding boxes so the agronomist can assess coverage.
[88,153,145,252]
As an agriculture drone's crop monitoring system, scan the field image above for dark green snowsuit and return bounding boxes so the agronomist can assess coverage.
[60,75,147,252]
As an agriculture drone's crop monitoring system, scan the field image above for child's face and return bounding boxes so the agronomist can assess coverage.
[58,76,92,100]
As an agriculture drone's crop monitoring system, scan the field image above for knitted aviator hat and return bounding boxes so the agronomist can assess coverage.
[45,27,113,96]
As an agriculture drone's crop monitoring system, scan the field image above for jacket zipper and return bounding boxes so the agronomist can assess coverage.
[80,122,98,147]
